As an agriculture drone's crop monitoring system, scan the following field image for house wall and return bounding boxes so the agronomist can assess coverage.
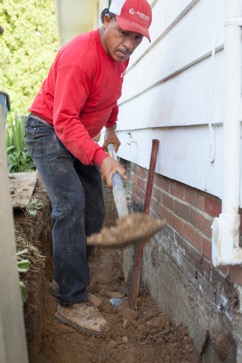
[112,0,242,361]
[123,161,242,362]
[116,0,242,205]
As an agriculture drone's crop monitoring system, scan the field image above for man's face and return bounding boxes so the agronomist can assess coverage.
[101,16,143,62]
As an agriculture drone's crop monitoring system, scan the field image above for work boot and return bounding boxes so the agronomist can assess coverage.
[49,280,102,308]
[55,301,110,336]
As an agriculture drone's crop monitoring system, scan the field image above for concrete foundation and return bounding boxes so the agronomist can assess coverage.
[123,225,241,363]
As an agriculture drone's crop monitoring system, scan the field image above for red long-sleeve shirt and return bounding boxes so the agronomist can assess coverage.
[30,29,129,166]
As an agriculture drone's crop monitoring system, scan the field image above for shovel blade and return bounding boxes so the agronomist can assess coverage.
[87,213,166,248]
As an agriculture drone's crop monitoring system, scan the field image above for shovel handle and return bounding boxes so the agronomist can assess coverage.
[107,144,129,217]
[107,143,118,160]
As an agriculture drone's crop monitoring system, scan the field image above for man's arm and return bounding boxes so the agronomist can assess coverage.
[102,125,121,152]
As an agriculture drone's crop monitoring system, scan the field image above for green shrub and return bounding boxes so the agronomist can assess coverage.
[0,0,58,116]
[5,114,35,172]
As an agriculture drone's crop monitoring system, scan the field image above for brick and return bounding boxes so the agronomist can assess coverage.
[153,186,163,203]
[168,213,183,235]
[163,193,173,211]
[132,174,138,187]
[150,197,158,214]
[157,204,170,221]
[197,194,205,210]
[133,194,142,206]
[184,187,204,210]
[154,175,170,193]
[138,177,146,192]
[182,222,202,252]
[201,237,212,260]
[184,187,199,207]
[135,166,147,179]
[190,209,212,238]
[133,185,145,205]
[133,184,140,196]
[173,200,190,222]
[170,180,185,200]
[204,195,221,218]
[228,266,242,287]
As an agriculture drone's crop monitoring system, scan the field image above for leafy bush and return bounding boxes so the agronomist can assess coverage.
[5,114,35,172]
[0,0,58,116]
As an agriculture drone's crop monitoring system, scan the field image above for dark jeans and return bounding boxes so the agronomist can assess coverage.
[24,114,105,306]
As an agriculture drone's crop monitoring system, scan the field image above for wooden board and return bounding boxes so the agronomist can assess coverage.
[8,171,37,209]
[0,105,29,362]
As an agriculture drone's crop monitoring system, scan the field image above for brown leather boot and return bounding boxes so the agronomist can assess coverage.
[55,301,110,336]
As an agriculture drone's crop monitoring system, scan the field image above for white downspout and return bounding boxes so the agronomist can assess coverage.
[212,0,242,266]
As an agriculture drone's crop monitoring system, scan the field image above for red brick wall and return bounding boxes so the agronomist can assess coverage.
[130,164,242,288]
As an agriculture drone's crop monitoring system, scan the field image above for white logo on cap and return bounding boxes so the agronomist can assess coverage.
[129,8,150,22]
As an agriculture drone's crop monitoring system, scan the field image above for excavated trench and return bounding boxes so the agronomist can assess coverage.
[15,178,199,363]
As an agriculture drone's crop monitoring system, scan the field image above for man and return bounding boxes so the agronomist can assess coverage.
[24,0,152,336]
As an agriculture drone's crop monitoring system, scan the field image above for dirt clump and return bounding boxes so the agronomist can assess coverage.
[87,213,166,248]
[15,181,199,363]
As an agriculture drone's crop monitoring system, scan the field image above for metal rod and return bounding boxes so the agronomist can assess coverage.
[129,139,159,309]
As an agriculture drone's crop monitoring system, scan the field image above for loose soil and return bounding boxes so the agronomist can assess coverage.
[87,213,166,248]
[15,179,199,363]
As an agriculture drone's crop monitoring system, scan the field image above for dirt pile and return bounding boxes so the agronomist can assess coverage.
[32,248,198,363]
[87,213,166,248]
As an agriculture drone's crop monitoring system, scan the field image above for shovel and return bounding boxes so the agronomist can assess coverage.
[87,144,165,248]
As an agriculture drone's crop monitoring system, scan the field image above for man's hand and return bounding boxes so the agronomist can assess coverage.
[93,132,101,142]
[102,127,120,152]
[100,156,126,188]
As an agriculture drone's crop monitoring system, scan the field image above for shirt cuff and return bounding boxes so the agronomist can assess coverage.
[105,123,117,130]
[94,147,109,167]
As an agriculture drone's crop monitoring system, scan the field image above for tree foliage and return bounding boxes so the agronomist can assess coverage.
[0,0,59,116]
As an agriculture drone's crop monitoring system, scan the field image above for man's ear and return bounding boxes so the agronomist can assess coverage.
[103,14,112,29]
